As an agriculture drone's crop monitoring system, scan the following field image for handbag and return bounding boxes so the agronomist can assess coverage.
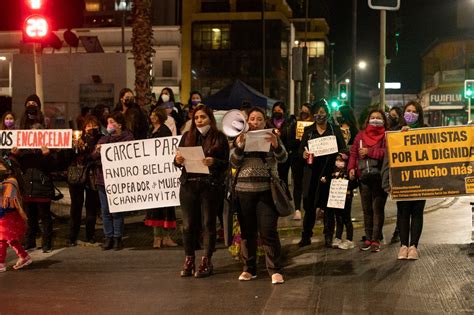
[262,158,295,217]
[358,158,382,183]
[67,164,88,186]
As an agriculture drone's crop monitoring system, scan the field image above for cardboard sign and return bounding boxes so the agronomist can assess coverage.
[308,135,338,157]
[327,178,349,209]
[0,129,72,149]
[387,125,474,200]
[101,136,182,213]
[296,121,314,140]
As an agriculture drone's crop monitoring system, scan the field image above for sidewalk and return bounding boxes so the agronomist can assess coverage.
[50,183,456,246]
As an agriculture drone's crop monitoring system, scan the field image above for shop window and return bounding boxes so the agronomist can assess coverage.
[307,41,325,58]
[85,0,101,12]
[193,24,230,50]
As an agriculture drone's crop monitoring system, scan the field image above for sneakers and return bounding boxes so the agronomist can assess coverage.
[13,256,32,270]
[338,240,355,250]
[370,242,381,252]
[271,273,284,284]
[360,240,372,251]
[162,236,178,247]
[407,245,419,260]
[292,210,302,221]
[0,263,5,272]
[153,237,162,249]
[397,245,408,260]
[332,238,342,249]
[238,271,257,281]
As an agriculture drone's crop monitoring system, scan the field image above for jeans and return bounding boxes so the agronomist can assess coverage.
[236,190,282,276]
[68,184,100,241]
[179,180,218,258]
[25,201,52,248]
[397,200,425,247]
[359,178,387,242]
[98,186,124,238]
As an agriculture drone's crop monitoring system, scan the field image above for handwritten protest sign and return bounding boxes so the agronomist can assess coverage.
[308,135,338,157]
[0,129,72,149]
[327,178,349,209]
[387,125,474,200]
[296,121,313,140]
[101,136,182,213]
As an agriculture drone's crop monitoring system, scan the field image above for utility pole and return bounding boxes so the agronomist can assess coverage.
[301,0,309,103]
[350,0,357,108]
[261,0,266,94]
[379,10,386,110]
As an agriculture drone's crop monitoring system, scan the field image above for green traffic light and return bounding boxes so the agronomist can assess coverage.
[331,101,338,108]
[340,92,347,99]
[466,89,473,97]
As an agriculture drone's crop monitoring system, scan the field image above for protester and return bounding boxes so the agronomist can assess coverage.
[298,99,346,248]
[348,109,388,252]
[0,111,16,130]
[0,158,32,272]
[324,153,357,249]
[230,107,287,284]
[67,115,103,246]
[181,91,202,134]
[388,101,427,260]
[91,104,110,134]
[92,112,134,251]
[291,103,313,220]
[337,105,359,147]
[76,106,91,130]
[156,87,184,134]
[113,88,149,140]
[15,95,55,253]
[174,104,229,278]
[144,108,177,249]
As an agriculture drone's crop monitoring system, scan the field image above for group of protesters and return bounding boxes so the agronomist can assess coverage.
[0,88,428,284]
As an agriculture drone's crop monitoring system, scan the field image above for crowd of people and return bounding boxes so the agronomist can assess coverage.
[0,88,429,282]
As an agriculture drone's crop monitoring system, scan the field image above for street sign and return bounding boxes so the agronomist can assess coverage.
[368,0,400,11]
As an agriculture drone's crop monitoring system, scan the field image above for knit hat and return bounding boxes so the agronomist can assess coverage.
[24,94,42,109]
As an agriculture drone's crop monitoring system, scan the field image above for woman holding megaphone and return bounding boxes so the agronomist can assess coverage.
[174,104,229,278]
[229,107,287,284]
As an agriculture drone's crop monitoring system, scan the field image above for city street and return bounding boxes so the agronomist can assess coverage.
[1,196,472,314]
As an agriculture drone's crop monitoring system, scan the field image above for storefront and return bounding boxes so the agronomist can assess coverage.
[421,86,467,126]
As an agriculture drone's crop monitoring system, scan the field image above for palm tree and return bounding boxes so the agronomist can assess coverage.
[131,0,155,108]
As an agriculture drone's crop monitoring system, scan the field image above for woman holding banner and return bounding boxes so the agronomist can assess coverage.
[394,101,427,260]
[144,108,177,248]
[174,104,229,278]
[230,107,287,284]
[348,109,388,253]
[92,112,134,251]
[298,99,346,248]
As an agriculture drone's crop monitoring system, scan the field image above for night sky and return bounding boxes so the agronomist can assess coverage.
[0,0,461,92]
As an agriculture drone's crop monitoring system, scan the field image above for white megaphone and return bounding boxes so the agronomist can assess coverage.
[222,110,249,137]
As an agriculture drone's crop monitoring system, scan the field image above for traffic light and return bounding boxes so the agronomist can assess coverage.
[338,82,349,101]
[330,99,339,110]
[465,80,474,99]
[22,0,50,43]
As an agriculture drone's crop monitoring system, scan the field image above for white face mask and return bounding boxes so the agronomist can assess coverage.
[161,94,170,103]
[335,161,345,169]
[197,125,211,135]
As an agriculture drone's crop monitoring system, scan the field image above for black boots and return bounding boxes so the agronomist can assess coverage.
[180,256,195,277]
[113,237,123,251]
[102,237,114,251]
[194,256,213,278]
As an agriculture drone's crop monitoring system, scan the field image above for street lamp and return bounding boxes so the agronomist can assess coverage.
[115,0,132,53]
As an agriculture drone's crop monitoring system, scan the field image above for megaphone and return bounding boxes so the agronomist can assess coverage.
[222,110,249,137]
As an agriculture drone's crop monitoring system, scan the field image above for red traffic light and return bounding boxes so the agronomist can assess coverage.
[23,14,49,42]
[26,0,44,10]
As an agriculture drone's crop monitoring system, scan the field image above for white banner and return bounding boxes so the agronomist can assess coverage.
[327,178,349,209]
[101,136,182,213]
[0,129,72,149]
[307,135,338,157]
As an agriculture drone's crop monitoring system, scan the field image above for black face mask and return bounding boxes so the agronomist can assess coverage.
[26,106,38,120]
[299,112,310,120]
[272,112,283,120]
[315,114,327,124]
[86,128,100,137]
[389,116,399,126]
[124,98,134,107]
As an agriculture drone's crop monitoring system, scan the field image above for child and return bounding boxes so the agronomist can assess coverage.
[324,153,357,250]
[0,158,32,272]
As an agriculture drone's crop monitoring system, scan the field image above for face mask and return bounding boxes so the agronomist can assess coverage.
[300,112,310,121]
[389,116,399,125]
[26,106,38,119]
[197,125,211,135]
[87,128,99,136]
[161,94,170,103]
[315,114,327,124]
[191,100,201,106]
[336,117,345,124]
[404,112,419,125]
[369,119,384,127]
[124,98,134,106]
[107,124,116,134]
[272,112,283,120]
[4,120,14,128]
[335,161,345,169]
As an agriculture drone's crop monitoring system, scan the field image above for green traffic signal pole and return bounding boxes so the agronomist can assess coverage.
[379,10,386,111]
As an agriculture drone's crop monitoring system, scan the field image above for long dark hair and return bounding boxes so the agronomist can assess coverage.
[184,104,222,155]
[362,109,388,130]
[402,101,424,126]
[0,111,16,130]
[156,87,176,107]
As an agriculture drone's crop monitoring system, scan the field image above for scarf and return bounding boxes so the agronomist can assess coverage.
[361,125,385,147]
[1,178,20,209]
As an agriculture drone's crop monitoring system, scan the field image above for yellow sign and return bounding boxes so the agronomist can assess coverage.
[296,121,314,140]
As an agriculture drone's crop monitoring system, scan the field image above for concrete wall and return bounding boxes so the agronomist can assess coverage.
[12,53,130,128]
